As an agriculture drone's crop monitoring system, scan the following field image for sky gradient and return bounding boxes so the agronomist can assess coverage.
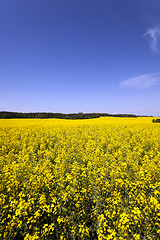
[0,0,160,116]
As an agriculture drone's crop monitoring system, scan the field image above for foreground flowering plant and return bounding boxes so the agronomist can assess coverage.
[0,117,160,239]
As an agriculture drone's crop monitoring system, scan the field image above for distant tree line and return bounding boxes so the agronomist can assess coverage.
[152,119,160,123]
[0,111,139,119]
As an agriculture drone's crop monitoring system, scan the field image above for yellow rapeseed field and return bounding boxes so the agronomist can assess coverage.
[0,117,160,240]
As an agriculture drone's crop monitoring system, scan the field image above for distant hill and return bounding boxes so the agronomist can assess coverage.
[0,111,143,119]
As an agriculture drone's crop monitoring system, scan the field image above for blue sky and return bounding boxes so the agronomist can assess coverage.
[0,0,160,116]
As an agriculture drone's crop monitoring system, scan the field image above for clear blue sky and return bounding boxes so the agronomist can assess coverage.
[0,0,160,116]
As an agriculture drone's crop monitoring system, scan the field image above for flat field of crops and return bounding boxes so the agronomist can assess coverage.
[0,117,160,240]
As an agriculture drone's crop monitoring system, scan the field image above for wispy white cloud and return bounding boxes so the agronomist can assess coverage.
[120,72,160,89]
[144,27,160,53]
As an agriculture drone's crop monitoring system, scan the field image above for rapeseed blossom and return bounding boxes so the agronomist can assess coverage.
[0,117,160,239]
